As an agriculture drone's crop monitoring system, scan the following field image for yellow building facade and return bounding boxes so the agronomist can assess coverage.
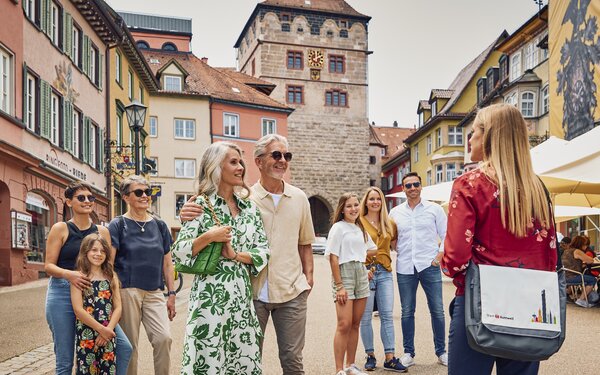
[406,34,506,186]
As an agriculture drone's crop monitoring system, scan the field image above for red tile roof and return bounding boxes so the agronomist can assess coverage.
[371,126,415,158]
[260,0,369,19]
[430,89,454,99]
[215,68,276,88]
[142,50,291,111]
[418,100,431,110]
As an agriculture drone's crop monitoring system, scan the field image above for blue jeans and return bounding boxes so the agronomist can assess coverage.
[45,277,132,374]
[448,297,540,375]
[360,264,395,354]
[396,266,446,357]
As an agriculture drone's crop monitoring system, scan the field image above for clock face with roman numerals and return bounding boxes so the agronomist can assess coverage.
[308,49,324,69]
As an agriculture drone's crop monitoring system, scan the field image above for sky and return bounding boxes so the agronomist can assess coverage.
[106,0,544,128]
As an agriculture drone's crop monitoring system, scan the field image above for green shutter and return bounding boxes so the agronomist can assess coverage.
[82,35,89,76]
[98,53,103,90]
[40,0,47,34]
[82,116,90,163]
[40,80,51,139]
[64,13,73,58]
[63,101,73,153]
[99,127,105,172]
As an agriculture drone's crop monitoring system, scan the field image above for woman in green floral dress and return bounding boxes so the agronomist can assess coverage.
[172,142,270,375]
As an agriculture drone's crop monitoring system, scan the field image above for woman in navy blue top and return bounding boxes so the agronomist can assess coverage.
[108,175,175,375]
[44,182,132,375]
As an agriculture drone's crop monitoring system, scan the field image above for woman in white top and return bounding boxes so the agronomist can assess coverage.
[326,192,377,375]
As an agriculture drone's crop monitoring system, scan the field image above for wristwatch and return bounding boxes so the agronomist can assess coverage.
[167,290,176,297]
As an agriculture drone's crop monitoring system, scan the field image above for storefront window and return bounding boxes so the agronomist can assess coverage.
[26,192,51,263]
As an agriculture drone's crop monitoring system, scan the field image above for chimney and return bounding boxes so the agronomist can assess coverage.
[393,120,398,127]
[201,57,208,64]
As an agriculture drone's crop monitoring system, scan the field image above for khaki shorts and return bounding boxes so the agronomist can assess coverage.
[332,261,370,301]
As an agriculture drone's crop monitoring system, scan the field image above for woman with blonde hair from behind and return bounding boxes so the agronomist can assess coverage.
[441,103,557,374]
[358,187,406,372]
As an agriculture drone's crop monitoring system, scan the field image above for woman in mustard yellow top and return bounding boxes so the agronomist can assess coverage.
[358,187,406,372]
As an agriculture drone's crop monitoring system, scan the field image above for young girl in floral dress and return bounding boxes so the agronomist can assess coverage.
[70,234,122,375]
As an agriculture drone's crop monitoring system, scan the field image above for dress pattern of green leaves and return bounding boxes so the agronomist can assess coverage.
[75,280,116,375]
[172,194,270,375]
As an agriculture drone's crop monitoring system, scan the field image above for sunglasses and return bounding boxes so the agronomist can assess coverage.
[128,188,152,197]
[75,194,96,203]
[265,151,293,162]
[404,182,421,189]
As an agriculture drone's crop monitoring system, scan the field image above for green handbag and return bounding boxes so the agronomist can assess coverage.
[175,194,223,276]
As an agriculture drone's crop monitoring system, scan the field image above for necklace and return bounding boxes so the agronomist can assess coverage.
[127,213,150,232]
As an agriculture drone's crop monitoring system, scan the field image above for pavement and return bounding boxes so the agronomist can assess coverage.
[1,256,599,374]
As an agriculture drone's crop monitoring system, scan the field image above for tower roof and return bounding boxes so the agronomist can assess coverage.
[260,0,369,19]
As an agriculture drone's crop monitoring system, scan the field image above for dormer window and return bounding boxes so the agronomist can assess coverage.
[499,55,508,82]
[162,42,177,52]
[418,111,424,127]
[340,20,348,28]
[431,100,437,117]
[164,75,182,92]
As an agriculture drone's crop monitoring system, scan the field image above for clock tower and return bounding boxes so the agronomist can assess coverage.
[235,0,371,234]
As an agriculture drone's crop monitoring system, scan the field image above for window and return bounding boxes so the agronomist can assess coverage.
[418,112,424,127]
[287,85,303,104]
[89,124,97,167]
[50,1,61,47]
[431,100,437,116]
[72,25,81,67]
[524,43,535,70]
[397,169,402,186]
[262,118,276,136]
[115,52,122,84]
[175,159,196,178]
[162,42,177,51]
[136,41,149,50]
[329,55,345,73]
[448,126,463,145]
[164,75,182,92]
[287,51,302,69]
[369,155,376,164]
[128,70,133,99]
[72,109,80,156]
[414,143,419,162]
[149,116,158,137]
[446,163,457,181]
[426,170,432,186]
[174,118,195,139]
[115,112,123,147]
[340,20,348,28]
[499,55,508,82]
[532,40,539,67]
[0,48,12,113]
[175,193,194,218]
[388,175,393,189]
[25,73,37,131]
[505,92,517,107]
[380,147,386,157]
[435,164,443,183]
[24,0,37,21]
[426,135,432,154]
[281,13,291,22]
[223,113,239,137]
[510,52,521,81]
[325,90,347,107]
[50,92,60,145]
[521,91,535,118]
[436,128,442,148]
[541,86,549,114]
[90,45,98,85]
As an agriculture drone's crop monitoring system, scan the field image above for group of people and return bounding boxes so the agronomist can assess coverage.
[560,234,600,307]
[43,103,570,375]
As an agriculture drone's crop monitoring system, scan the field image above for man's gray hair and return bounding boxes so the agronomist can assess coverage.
[254,134,289,158]
[119,175,149,197]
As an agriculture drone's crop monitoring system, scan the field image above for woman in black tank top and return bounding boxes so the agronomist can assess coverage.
[44,182,132,374]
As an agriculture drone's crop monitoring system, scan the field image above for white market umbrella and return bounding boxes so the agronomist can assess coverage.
[386,181,453,203]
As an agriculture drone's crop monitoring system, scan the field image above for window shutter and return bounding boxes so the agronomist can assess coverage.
[82,35,89,75]
[22,62,27,125]
[99,127,105,172]
[82,116,90,163]
[40,80,51,139]
[40,0,48,34]
[45,0,51,37]
[64,13,73,58]
[98,53,103,90]
[63,101,73,153]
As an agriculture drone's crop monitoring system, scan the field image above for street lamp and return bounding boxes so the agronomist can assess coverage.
[124,100,147,175]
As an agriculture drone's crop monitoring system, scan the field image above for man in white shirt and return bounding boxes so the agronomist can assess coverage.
[388,172,448,368]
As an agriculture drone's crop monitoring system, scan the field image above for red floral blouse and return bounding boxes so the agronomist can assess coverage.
[441,169,557,296]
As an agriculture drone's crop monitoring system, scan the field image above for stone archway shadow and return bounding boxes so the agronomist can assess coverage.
[308,195,332,238]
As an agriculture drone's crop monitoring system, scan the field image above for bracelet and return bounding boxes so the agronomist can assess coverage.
[167,290,176,297]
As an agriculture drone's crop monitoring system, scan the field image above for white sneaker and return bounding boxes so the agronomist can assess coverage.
[575,299,595,308]
[399,353,415,367]
[345,364,367,375]
[336,371,346,375]
[438,353,448,366]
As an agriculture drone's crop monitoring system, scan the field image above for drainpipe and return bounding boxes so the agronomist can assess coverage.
[209,97,214,144]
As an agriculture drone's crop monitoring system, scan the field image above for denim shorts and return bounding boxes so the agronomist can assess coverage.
[332,261,370,300]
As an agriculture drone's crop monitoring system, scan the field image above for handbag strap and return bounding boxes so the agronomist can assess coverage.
[539,179,563,271]
[202,194,221,226]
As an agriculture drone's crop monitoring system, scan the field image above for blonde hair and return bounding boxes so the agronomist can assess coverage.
[197,142,250,198]
[474,103,550,237]
[331,192,368,242]
[359,187,394,238]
